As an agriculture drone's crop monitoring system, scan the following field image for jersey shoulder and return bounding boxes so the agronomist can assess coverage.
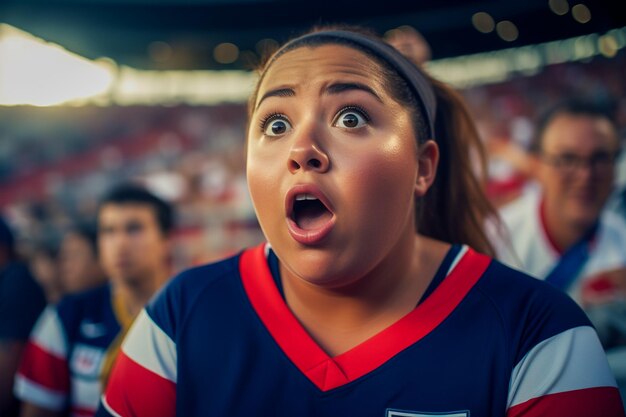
[55,283,115,344]
[146,251,242,341]
[476,259,591,365]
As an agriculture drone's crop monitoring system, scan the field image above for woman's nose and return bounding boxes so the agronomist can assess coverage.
[287,132,330,174]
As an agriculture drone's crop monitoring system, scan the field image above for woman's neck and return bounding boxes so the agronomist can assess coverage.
[280,235,449,356]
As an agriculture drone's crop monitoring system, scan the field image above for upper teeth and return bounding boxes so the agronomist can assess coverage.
[295,194,318,201]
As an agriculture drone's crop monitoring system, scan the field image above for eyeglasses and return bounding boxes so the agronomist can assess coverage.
[540,151,619,175]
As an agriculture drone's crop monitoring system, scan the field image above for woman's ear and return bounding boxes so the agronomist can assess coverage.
[415,140,439,197]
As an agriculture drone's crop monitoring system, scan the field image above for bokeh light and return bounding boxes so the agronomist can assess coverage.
[148,41,173,63]
[213,42,239,64]
[472,12,495,34]
[549,0,569,16]
[599,35,618,58]
[496,21,519,42]
[572,4,591,23]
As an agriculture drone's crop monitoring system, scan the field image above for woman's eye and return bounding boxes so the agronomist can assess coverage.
[263,117,292,136]
[333,108,368,129]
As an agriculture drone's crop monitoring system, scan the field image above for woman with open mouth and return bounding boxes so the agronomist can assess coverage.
[97,26,623,417]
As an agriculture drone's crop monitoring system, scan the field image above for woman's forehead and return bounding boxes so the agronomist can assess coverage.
[257,44,384,98]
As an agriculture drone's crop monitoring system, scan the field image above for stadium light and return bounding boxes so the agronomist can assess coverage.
[1,23,624,106]
[0,24,115,106]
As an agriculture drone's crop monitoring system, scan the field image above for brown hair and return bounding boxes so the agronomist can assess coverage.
[530,97,618,154]
[248,26,498,256]
[420,75,497,255]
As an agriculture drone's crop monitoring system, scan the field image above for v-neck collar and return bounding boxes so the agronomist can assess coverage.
[239,243,491,392]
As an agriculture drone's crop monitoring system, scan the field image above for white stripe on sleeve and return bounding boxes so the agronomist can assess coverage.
[121,309,177,383]
[507,325,617,408]
[13,373,67,410]
[30,306,67,358]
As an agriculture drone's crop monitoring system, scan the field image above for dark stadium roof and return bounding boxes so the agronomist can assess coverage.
[1,0,625,70]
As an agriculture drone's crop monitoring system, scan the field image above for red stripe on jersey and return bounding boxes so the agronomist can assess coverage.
[539,198,564,255]
[507,387,625,417]
[104,351,175,417]
[240,244,491,391]
[18,341,69,393]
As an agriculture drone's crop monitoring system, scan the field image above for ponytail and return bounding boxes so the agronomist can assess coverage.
[418,76,498,256]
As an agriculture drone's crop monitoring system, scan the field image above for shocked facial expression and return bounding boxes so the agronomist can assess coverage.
[247,44,430,288]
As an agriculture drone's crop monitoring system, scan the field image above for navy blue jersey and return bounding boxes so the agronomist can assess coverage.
[99,244,624,417]
[16,283,121,417]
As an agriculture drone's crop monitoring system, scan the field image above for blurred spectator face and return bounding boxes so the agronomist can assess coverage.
[385,25,431,67]
[59,231,105,293]
[538,113,619,228]
[98,203,169,285]
[30,248,63,303]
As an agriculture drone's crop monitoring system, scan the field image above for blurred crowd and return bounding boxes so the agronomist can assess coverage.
[3,54,625,272]
[466,54,626,208]
[0,103,263,272]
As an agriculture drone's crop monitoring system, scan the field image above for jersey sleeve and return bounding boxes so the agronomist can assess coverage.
[13,305,70,411]
[506,325,624,417]
[98,308,176,417]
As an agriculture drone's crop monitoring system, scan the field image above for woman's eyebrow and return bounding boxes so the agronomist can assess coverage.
[255,82,382,110]
[256,87,295,110]
[326,82,383,103]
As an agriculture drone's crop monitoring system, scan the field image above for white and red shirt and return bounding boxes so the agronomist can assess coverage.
[497,189,626,304]
[15,284,120,417]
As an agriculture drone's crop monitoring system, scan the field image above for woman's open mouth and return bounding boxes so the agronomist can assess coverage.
[286,185,336,245]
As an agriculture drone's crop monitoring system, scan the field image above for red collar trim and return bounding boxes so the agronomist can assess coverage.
[539,197,565,255]
[239,243,491,392]
[539,197,600,254]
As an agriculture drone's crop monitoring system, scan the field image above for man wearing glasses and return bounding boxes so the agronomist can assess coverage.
[497,98,626,406]
[498,98,624,302]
